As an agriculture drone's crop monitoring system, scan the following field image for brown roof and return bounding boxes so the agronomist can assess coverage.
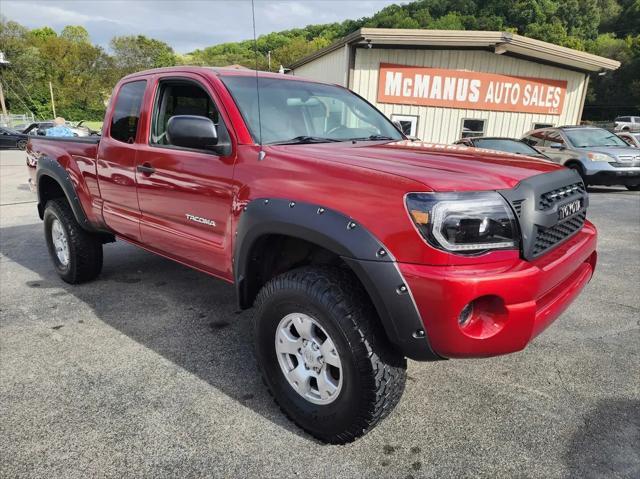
[289,28,620,73]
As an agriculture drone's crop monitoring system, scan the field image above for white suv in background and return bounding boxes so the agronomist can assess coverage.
[614,116,640,132]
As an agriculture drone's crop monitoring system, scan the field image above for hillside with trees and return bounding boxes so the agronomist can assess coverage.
[1,0,638,121]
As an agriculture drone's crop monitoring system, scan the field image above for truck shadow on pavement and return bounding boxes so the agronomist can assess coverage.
[1,222,315,441]
[565,399,640,478]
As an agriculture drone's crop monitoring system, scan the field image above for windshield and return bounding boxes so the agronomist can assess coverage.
[564,128,628,148]
[473,139,543,156]
[220,76,403,145]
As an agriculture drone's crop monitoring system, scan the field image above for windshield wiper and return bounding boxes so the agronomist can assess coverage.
[267,136,342,145]
[349,134,396,142]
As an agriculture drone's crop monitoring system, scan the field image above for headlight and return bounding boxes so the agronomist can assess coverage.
[405,192,519,254]
[587,152,614,162]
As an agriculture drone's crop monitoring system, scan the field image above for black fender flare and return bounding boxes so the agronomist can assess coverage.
[234,198,441,361]
[36,156,98,233]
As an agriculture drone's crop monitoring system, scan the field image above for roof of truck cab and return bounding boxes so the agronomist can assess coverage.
[120,66,328,83]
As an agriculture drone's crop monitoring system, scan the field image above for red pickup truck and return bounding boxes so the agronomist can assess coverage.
[27,66,597,443]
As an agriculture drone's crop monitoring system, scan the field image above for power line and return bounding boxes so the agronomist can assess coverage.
[5,66,37,106]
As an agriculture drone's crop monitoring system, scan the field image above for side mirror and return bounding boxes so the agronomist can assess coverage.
[167,115,218,150]
[549,142,565,150]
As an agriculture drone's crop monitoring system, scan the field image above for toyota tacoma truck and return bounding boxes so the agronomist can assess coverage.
[26,67,597,444]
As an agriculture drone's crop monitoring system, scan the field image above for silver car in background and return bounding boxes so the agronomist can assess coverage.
[617,132,640,148]
[614,116,640,132]
[522,126,640,191]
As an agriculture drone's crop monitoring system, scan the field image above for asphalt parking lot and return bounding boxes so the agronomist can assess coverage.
[1,148,639,478]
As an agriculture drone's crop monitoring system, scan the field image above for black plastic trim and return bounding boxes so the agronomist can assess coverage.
[30,135,100,144]
[499,168,588,260]
[234,198,441,361]
[586,171,640,186]
[36,156,104,233]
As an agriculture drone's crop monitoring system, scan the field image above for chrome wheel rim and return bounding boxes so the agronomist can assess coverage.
[51,219,69,266]
[275,313,343,405]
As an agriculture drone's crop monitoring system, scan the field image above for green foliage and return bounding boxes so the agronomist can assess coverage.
[1,0,638,122]
[110,35,177,76]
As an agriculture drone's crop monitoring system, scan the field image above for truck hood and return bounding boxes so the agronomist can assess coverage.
[268,140,561,191]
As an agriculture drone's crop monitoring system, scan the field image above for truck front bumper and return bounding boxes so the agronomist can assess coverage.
[399,222,597,359]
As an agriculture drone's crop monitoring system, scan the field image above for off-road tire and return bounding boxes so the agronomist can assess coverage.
[254,266,407,444]
[44,198,103,283]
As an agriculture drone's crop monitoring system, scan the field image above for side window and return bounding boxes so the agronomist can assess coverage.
[110,81,146,144]
[523,131,546,146]
[460,119,486,138]
[150,80,229,152]
[544,131,565,146]
[619,135,634,146]
[533,122,554,130]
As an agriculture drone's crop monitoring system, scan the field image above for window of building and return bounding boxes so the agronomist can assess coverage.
[110,81,146,144]
[391,114,418,137]
[460,119,486,138]
[533,122,554,130]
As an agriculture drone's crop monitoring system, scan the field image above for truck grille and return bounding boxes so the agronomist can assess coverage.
[538,182,585,210]
[532,211,586,257]
[499,169,589,261]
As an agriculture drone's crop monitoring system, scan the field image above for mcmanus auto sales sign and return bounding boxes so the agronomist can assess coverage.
[377,63,567,115]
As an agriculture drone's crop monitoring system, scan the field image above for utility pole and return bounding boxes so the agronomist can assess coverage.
[0,51,9,118]
[49,81,56,118]
[0,82,7,118]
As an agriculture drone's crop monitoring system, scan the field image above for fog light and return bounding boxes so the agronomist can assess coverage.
[459,302,474,327]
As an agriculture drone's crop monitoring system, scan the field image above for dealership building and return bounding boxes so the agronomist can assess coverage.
[289,29,620,143]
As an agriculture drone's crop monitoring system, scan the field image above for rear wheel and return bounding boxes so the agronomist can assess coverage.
[254,266,407,444]
[626,184,640,191]
[44,199,103,283]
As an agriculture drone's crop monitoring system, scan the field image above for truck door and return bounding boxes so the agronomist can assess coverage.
[97,80,147,241]
[135,75,237,278]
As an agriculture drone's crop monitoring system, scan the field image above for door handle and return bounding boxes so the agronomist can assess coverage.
[137,163,155,175]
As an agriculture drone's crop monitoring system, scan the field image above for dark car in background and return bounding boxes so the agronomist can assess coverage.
[22,122,55,136]
[454,136,550,160]
[0,126,28,150]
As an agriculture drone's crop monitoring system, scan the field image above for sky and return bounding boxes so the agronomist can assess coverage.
[2,0,401,53]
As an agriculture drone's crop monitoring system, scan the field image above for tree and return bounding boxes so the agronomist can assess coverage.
[60,25,90,44]
[110,35,177,75]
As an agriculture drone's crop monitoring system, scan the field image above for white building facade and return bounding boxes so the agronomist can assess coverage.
[289,29,619,143]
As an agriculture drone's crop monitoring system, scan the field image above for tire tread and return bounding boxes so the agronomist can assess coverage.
[254,265,406,444]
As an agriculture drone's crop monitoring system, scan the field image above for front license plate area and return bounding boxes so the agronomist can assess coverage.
[558,199,582,221]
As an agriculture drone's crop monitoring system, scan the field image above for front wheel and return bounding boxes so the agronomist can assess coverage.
[627,184,640,191]
[254,266,407,444]
[17,139,27,150]
[567,163,588,186]
[44,198,103,283]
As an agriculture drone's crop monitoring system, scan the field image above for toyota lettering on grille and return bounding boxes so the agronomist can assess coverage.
[558,199,582,220]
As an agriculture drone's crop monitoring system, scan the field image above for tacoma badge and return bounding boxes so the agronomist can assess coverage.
[185,214,216,227]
